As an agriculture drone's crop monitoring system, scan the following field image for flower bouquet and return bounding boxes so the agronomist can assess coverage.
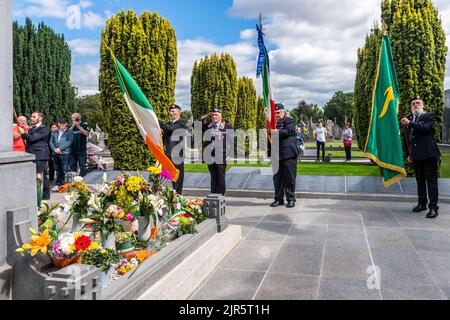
[115,231,136,255]
[60,177,92,230]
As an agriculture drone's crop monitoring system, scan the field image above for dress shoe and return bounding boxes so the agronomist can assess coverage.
[286,201,295,208]
[270,200,284,207]
[412,204,427,212]
[426,208,439,219]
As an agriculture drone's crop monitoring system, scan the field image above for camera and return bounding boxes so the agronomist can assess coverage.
[75,118,80,122]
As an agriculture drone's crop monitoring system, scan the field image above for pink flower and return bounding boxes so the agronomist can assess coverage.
[160,169,173,181]
[118,177,125,185]
[125,212,134,222]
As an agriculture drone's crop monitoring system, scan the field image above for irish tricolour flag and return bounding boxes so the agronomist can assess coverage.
[256,23,276,131]
[110,52,179,182]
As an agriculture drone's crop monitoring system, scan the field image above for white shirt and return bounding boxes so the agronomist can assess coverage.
[57,129,65,142]
[315,127,327,142]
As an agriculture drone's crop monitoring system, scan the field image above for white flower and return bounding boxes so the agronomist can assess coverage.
[73,176,83,183]
[103,172,107,183]
[99,183,112,196]
[88,194,100,211]
[59,235,75,255]
[64,192,78,206]
[155,199,164,216]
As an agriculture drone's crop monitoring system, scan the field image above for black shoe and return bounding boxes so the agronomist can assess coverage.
[287,201,295,208]
[426,208,439,219]
[270,200,284,207]
[412,204,427,212]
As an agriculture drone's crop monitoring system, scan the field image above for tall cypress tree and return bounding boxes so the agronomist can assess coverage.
[99,10,178,170]
[190,53,238,126]
[13,18,75,123]
[235,77,257,130]
[355,0,447,148]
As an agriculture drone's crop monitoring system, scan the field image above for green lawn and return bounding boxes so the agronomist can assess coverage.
[441,150,450,178]
[304,141,361,148]
[305,150,365,158]
[185,162,380,176]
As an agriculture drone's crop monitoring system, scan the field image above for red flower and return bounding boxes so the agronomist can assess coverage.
[74,235,91,251]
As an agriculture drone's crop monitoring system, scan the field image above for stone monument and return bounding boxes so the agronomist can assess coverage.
[0,0,42,299]
[444,89,450,144]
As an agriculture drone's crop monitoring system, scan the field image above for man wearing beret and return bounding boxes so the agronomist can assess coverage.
[401,96,441,219]
[270,103,299,208]
[159,104,188,194]
[199,107,234,195]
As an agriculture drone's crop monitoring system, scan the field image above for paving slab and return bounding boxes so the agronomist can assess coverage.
[190,269,265,300]
[380,282,446,300]
[254,273,319,300]
[318,277,381,300]
[246,223,291,242]
[325,225,368,248]
[285,225,327,246]
[321,246,372,280]
[269,243,323,276]
[417,251,450,286]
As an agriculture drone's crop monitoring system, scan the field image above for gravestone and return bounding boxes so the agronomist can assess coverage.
[0,0,40,299]
[444,89,450,143]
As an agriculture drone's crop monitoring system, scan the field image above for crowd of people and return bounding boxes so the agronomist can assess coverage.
[13,95,441,219]
[13,112,90,200]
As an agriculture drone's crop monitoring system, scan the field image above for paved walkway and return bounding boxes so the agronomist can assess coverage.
[189,198,450,300]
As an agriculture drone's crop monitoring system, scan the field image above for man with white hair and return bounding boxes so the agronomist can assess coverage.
[69,112,90,176]
[13,115,28,152]
[401,96,441,219]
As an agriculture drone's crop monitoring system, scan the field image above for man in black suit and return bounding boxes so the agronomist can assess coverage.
[401,96,441,219]
[199,107,234,195]
[18,112,50,200]
[159,104,187,194]
[270,103,299,208]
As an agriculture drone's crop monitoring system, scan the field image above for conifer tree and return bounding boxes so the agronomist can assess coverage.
[99,10,177,170]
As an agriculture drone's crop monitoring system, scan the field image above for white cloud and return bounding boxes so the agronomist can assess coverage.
[82,11,104,29]
[222,0,450,107]
[67,38,99,56]
[71,63,99,97]
[77,0,92,9]
[16,0,69,18]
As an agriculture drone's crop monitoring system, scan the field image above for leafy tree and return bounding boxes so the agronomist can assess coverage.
[235,77,257,129]
[323,91,354,127]
[75,94,104,130]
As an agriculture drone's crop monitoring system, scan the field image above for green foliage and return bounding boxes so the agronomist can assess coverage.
[191,53,238,125]
[355,0,447,150]
[354,27,383,150]
[75,94,104,130]
[292,100,324,125]
[99,10,178,170]
[81,248,122,271]
[235,77,257,129]
[13,18,75,124]
[115,232,135,244]
[323,91,354,127]
[175,216,197,238]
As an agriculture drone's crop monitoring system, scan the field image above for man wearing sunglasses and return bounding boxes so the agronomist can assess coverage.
[270,103,299,208]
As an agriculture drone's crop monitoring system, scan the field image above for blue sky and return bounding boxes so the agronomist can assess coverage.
[12,0,450,109]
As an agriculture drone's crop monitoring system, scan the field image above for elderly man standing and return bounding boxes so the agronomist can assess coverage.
[49,118,74,188]
[401,96,441,219]
[270,103,299,208]
[69,112,90,177]
[13,115,28,152]
[18,112,50,200]
[159,104,187,195]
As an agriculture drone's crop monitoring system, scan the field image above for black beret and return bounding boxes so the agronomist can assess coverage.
[169,104,181,111]
[210,107,222,113]
[275,103,285,110]
[410,96,424,104]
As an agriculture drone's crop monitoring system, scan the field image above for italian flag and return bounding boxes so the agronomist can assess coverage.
[111,53,179,182]
[256,24,276,130]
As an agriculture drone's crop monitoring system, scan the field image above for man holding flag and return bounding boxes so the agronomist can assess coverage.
[364,34,406,189]
[401,97,441,219]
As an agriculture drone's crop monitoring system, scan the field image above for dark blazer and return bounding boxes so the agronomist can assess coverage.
[49,129,74,155]
[199,119,235,163]
[406,112,440,161]
[275,116,299,161]
[159,119,187,161]
[22,124,50,161]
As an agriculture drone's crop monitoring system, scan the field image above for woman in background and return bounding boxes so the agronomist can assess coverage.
[342,121,353,162]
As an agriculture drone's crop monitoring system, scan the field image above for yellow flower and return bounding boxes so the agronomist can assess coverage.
[20,229,52,256]
[126,176,142,193]
[147,166,162,175]
[119,266,128,275]
[87,241,100,251]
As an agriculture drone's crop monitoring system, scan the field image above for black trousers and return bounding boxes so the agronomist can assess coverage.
[344,145,352,160]
[48,155,55,181]
[208,163,227,195]
[413,158,439,209]
[316,141,325,161]
[35,160,50,200]
[273,157,297,202]
[172,162,184,195]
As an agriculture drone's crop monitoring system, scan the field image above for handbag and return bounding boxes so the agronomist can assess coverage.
[343,140,352,147]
